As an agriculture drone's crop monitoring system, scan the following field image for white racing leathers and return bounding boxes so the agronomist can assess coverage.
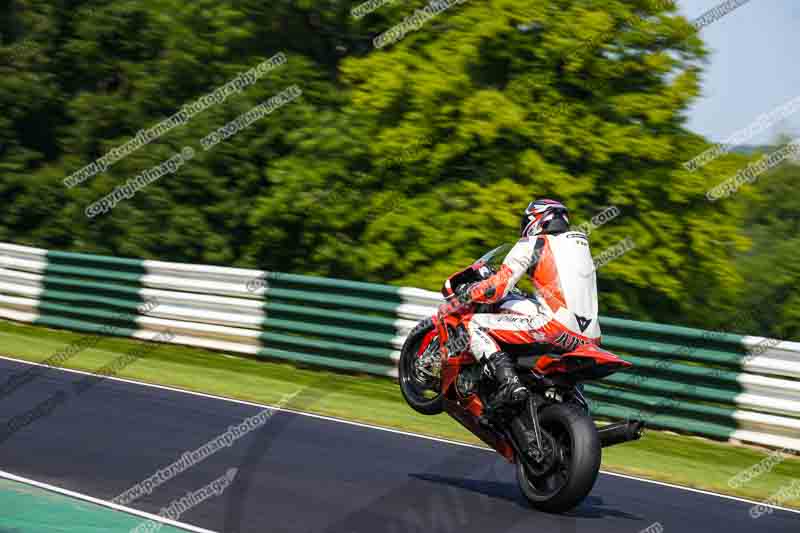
[467,231,601,362]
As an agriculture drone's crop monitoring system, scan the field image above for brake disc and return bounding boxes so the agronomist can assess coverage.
[414,339,441,385]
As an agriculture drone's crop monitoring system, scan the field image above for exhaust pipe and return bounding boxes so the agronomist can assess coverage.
[598,420,645,448]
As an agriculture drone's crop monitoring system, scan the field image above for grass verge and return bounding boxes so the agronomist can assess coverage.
[0,319,798,509]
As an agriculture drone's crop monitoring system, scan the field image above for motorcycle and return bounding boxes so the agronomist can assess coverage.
[398,245,644,513]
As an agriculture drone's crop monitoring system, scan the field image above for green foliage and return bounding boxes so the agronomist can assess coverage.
[0,0,795,338]
[733,149,800,339]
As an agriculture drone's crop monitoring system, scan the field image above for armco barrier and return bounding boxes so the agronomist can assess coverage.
[1,242,799,451]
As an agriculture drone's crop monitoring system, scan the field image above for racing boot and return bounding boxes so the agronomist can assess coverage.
[484,351,529,409]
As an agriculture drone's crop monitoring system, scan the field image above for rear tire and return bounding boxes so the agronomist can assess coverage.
[517,403,601,513]
[398,320,444,415]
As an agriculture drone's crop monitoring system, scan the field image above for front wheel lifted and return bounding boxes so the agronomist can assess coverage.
[398,320,444,415]
[516,403,601,513]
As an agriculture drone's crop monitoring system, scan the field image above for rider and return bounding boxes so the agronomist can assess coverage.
[455,199,601,408]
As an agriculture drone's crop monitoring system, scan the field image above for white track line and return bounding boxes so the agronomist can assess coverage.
[0,469,218,533]
[1,354,800,516]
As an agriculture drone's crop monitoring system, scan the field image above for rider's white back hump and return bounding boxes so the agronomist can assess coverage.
[537,231,600,340]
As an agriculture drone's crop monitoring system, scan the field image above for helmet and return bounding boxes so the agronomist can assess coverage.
[520,199,569,237]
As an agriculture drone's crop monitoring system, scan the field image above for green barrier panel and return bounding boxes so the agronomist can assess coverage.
[37,287,399,340]
[36,272,399,316]
[603,334,744,367]
[34,274,144,298]
[256,346,394,376]
[36,288,148,315]
[34,300,146,329]
[266,287,398,314]
[40,264,143,285]
[261,317,395,347]
[585,384,738,422]
[261,331,396,363]
[613,354,740,387]
[38,251,148,332]
[46,249,403,298]
[264,302,397,334]
[600,315,747,350]
[267,272,403,300]
[34,315,138,339]
[35,298,399,360]
[588,367,738,438]
[602,373,739,405]
[47,250,148,271]
[33,274,401,328]
[591,403,736,440]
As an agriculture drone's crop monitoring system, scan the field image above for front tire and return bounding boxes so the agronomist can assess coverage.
[398,320,444,415]
[517,403,601,513]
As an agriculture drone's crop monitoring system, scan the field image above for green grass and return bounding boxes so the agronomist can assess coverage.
[1,319,798,509]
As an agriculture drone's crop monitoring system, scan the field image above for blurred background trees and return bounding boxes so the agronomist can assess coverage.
[0,0,797,339]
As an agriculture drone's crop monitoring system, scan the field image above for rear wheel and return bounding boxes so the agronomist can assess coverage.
[516,403,600,513]
[398,320,444,415]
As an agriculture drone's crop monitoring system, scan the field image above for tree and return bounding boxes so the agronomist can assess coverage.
[734,144,800,339]
[334,0,749,324]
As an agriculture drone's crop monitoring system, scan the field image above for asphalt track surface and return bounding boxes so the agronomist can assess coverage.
[0,357,797,533]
